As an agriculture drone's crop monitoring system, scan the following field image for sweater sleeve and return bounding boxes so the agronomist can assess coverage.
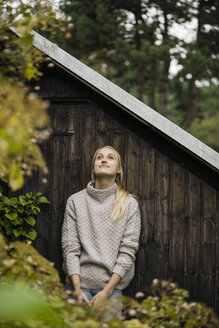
[112,197,141,279]
[61,197,81,276]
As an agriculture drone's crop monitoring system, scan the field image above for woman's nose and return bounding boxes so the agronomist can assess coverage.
[101,158,107,163]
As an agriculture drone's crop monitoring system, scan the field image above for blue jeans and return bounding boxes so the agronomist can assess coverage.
[65,281,122,318]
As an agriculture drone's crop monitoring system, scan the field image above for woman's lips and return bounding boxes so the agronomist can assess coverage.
[99,165,109,168]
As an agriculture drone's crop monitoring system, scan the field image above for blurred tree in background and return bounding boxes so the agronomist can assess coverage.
[58,0,219,151]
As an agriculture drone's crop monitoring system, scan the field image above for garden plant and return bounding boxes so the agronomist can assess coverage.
[0,191,49,243]
[0,233,218,328]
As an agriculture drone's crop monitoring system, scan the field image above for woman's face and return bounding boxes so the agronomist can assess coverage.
[93,147,120,179]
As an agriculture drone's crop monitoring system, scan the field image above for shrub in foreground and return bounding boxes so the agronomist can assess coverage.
[0,234,218,328]
[122,279,219,327]
[0,233,99,328]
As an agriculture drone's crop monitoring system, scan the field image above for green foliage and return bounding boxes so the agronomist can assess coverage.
[177,43,219,83]
[0,0,63,84]
[0,192,49,243]
[0,81,50,190]
[0,0,65,190]
[0,282,51,323]
[0,234,218,327]
[122,279,219,328]
[0,233,101,328]
[189,111,219,152]
[188,84,219,151]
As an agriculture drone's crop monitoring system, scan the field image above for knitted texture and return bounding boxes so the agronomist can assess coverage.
[62,182,141,290]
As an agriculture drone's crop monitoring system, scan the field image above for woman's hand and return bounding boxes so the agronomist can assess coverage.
[90,290,108,309]
[70,275,90,305]
[74,289,91,305]
[91,274,121,309]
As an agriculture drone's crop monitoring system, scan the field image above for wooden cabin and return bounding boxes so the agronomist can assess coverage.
[9,31,219,314]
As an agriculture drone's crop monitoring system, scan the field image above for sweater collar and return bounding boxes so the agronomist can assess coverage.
[86,181,117,202]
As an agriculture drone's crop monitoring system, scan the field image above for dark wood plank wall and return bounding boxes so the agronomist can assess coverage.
[8,65,219,314]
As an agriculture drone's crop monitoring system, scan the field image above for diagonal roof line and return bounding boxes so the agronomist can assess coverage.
[32,30,219,171]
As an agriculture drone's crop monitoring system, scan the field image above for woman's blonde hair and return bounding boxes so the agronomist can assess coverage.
[91,146,130,221]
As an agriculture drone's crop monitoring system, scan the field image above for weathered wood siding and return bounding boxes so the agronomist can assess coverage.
[8,65,219,314]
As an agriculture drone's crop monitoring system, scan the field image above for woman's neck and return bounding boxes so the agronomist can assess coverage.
[94,177,116,189]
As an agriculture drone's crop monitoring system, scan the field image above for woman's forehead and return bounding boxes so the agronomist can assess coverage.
[97,147,116,156]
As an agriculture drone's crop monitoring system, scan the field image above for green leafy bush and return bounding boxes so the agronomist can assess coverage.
[0,233,99,328]
[0,192,49,242]
[0,233,218,328]
[122,279,219,328]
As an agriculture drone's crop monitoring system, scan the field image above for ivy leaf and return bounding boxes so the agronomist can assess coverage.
[5,207,11,214]
[6,226,13,235]
[33,206,40,213]
[12,217,23,226]
[18,207,24,214]
[30,208,37,215]
[13,227,24,238]
[5,213,18,220]
[29,192,42,197]
[11,198,18,208]
[19,196,27,206]
[0,218,10,228]
[25,216,36,226]
[2,197,11,206]
[26,192,33,198]
[38,197,50,204]
[25,230,37,240]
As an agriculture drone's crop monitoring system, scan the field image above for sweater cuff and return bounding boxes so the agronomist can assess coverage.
[66,257,80,276]
[112,264,127,279]
[68,268,80,277]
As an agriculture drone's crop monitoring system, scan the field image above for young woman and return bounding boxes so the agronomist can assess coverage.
[62,146,141,311]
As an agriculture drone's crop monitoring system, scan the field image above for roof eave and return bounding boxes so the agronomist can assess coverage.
[27,30,219,172]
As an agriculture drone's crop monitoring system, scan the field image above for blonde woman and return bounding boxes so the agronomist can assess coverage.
[62,146,141,311]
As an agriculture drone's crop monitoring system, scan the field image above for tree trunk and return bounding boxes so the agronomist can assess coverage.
[137,64,145,101]
[149,60,157,109]
[133,2,145,102]
[181,78,197,130]
[159,10,170,118]
[181,0,204,130]
[159,56,170,117]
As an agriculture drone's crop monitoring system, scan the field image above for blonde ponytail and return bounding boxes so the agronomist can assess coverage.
[91,146,131,221]
[111,185,130,221]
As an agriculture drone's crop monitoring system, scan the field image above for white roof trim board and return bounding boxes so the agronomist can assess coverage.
[32,31,218,171]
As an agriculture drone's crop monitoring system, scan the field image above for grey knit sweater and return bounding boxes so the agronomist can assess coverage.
[62,182,141,290]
